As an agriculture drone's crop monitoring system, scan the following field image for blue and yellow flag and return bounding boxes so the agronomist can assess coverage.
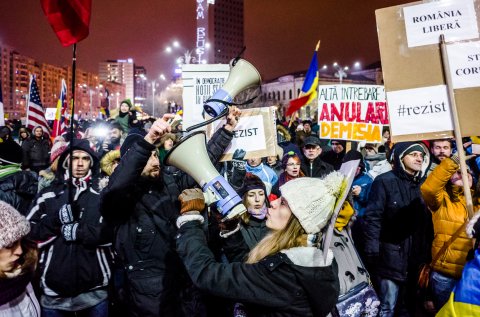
[437,249,480,316]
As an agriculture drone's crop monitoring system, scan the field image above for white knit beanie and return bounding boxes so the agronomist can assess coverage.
[280,172,346,234]
[0,201,30,248]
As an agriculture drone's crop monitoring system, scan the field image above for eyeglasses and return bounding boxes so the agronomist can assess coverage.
[286,163,301,167]
[407,153,425,159]
[304,145,319,150]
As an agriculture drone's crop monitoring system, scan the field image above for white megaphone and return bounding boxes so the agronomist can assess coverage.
[203,58,261,118]
[164,131,246,220]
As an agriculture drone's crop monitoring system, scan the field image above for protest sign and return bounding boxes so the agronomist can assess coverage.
[376,1,480,142]
[403,0,478,48]
[206,106,277,161]
[387,85,453,137]
[45,108,57,121]
[318,85,388,143]
[182,63,230,130]
[446,41,480,89]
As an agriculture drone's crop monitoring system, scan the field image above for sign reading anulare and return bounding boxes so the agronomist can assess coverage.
[318,85,388,143]
[403,0,479,48]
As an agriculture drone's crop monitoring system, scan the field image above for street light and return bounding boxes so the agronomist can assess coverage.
[149,74,167,117]
[332,61,361,84]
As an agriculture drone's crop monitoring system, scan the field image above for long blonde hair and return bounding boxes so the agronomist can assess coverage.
[246,214,306,264]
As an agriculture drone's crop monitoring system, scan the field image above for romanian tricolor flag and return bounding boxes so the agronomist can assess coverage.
[286,41,319,116]
[51,79,68,139]
[437,249,480,316]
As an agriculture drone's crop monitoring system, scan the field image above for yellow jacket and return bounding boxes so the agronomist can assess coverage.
[421,157,475,279]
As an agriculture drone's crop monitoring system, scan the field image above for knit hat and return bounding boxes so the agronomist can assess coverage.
[401,144,425,159]
[50,139,68,163]
[0,140,23,166]
[343,150,365,170]
[331,139,347,148]
[0,201,30,249]
[239,173,266,198]
[280,172,346,234]
[120,99,133,110]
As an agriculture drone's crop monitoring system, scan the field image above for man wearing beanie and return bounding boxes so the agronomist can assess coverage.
[363,142,431,316]
[322,139,347,170]
[100,109,241,316]
[27,139,113,316]
[0,136,38,216]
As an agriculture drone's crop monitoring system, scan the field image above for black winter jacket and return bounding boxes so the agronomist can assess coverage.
[21,136,50,169]
[27,140,113,297]
[363,142,430,282]
[100,128,233,316]
[177,221,340,317]
[300,156,334,178]
[0,170,38,215]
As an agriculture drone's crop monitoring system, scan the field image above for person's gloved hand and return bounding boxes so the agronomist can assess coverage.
[179,188,205,214]
[233,148,246,161]
[61,222,79,241]
[59,204,74,224]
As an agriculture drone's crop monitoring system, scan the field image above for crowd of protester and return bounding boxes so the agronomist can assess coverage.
[1,100,480,316]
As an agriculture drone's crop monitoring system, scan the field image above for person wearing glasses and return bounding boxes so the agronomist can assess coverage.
[300,136,334,178]
[272,151,305,197]
[363,142,431,317]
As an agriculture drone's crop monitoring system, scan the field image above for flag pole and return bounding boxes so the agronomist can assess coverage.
[288,40,320,128]
[68,43,77,205]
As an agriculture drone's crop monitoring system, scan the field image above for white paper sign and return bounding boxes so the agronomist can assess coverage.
[386,85,453,136]
[45,108,57,121]
[403,0,479,48]
[446,41,480,89]
[182,64,230,130]
[206,107,277,161]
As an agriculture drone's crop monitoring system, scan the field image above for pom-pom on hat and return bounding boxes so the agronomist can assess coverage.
[0,201,30,249]
[280,172,346,234]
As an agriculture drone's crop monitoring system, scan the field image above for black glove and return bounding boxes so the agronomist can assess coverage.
[232,148,246,161]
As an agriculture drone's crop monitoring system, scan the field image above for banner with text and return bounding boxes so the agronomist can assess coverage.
[206,106,277,161]
[318,85,388,143]
[182,63,230,130]
[403,0,478,48]
[386,85,454,140]
[446,41,480,89]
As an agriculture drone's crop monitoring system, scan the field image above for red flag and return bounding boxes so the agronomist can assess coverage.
[41,0,92,47]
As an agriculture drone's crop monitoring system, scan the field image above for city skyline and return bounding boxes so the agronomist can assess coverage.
[0,0,412,82]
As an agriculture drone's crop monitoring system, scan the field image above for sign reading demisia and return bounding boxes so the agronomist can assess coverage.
[318,85,388,143]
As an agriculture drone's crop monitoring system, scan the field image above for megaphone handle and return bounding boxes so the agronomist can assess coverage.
[185,106,230,132]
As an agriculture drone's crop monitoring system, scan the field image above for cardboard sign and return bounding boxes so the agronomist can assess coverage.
[182,64,230,130]
[376,1,480,142]
[446,41,480,89]
[317,85,388,143]
[206,106,277,161]
[386,85,453,137]
[45,108,57,121]
[404,0,478,48]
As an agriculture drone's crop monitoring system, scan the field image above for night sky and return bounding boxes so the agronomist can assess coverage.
[0,0,413,81]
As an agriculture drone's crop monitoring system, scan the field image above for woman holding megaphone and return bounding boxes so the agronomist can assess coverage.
[176,173,345,317]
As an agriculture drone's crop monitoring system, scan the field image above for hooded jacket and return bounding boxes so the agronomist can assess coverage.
[177,221,339,317]
[421,157,477,278]
[363,142,430,282]
[27,139,113,297]
[21,128,51,170]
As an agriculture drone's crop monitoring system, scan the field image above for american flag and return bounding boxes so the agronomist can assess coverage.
[26,75,50,136]
[51,79,68,138]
